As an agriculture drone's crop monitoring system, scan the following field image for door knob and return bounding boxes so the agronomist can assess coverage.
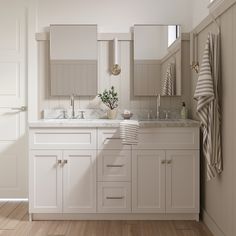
[11,106,27,112]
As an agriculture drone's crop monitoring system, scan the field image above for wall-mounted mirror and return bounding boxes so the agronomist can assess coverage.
[50,25,97,96]
[133,24,181,96]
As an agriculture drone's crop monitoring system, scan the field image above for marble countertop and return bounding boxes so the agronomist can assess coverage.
[28,119,200,128]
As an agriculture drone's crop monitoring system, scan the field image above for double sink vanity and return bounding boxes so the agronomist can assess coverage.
[28,118,200,221]
[29,23,199,221]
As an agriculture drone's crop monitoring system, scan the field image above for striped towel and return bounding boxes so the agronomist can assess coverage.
[194,33,222,180]
[120,120,139,145]
[162,63,176,96]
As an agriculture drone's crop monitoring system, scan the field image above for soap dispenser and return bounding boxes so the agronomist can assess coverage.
[181,102,188,119]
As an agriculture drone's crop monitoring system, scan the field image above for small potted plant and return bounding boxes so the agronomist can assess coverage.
[98,86,118,119]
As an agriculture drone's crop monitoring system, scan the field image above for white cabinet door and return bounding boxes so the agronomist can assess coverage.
[63,150,96,213]
[166,150,199,213]
[29,150,62,213]
[132,150,165,213]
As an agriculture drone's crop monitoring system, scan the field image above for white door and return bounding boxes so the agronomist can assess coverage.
[0,5,27,198]
[63,150,96,213]
[29,150,63,213]
[166,150,199,213]
[132,150,166,213]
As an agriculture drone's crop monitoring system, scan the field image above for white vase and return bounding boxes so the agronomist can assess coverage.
[107,109,117,119]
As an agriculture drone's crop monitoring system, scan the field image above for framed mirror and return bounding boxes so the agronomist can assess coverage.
[50,25,98,96]
[133,24,181,96]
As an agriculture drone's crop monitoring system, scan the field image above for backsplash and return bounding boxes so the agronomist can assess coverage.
[38,39,191,119]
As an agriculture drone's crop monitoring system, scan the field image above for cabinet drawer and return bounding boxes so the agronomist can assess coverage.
[29,128,96,149]
[98,128,131,150]
[98,150,131,181]
[134,127,199,150]
[97,182,131,213]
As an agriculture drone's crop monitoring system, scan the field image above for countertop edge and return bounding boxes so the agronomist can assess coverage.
[28,119,200,128]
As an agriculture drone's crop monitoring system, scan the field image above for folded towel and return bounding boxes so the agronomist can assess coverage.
[120,120,139,145]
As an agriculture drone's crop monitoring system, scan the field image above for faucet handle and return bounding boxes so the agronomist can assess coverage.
[164,110,170,120]
[78,110,85,119]
[62,110,68,119]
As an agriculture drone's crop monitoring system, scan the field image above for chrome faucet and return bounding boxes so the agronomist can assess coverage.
[70,94,76,119]
[156,94,161,119]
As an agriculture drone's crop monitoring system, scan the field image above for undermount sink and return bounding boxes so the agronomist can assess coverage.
[139,118,183,122]
[43,118,185,123]
[43,118,122,123]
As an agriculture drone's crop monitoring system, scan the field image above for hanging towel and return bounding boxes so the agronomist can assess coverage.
[194,33,222,180]
[120,120,139,145]
[162,63,176,96]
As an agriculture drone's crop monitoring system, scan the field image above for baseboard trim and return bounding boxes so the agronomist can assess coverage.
[32,213,199,221]
[202,209,226,236]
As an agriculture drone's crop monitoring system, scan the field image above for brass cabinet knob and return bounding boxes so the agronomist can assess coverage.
[63,160,68,165]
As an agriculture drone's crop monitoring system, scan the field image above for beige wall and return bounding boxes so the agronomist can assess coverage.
[191,2,236,236]
[192,0,209,28]
[37,0,193,32]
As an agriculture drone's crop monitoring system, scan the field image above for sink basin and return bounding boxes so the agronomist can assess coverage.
[42,118,186,124]
[43,118,122,123]
[139,118,183,122]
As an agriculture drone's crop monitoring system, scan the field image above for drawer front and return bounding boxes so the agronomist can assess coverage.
[29,128,96,149]
[98,128,131,150]
[97,182,131,213]
[98,150,131,181]
[134,127,199,150]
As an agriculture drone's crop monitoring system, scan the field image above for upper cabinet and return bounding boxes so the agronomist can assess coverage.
[50,25,98,96]
[133,25,182,96]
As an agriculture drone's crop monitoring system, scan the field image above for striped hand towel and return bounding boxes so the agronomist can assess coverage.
[194,33,222,180]
[162,63,176,96]
[120,120,139,145]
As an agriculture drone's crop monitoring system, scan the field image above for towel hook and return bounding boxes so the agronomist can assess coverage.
[191,31,199,74]
[191,62,199,74]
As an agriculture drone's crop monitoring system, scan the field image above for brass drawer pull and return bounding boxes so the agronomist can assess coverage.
[104,137,121,143]
[106,196,124,200]
[167,160,172,164]
[106,164,124,168]
[106,137,121,140]
[57,160,62,165]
